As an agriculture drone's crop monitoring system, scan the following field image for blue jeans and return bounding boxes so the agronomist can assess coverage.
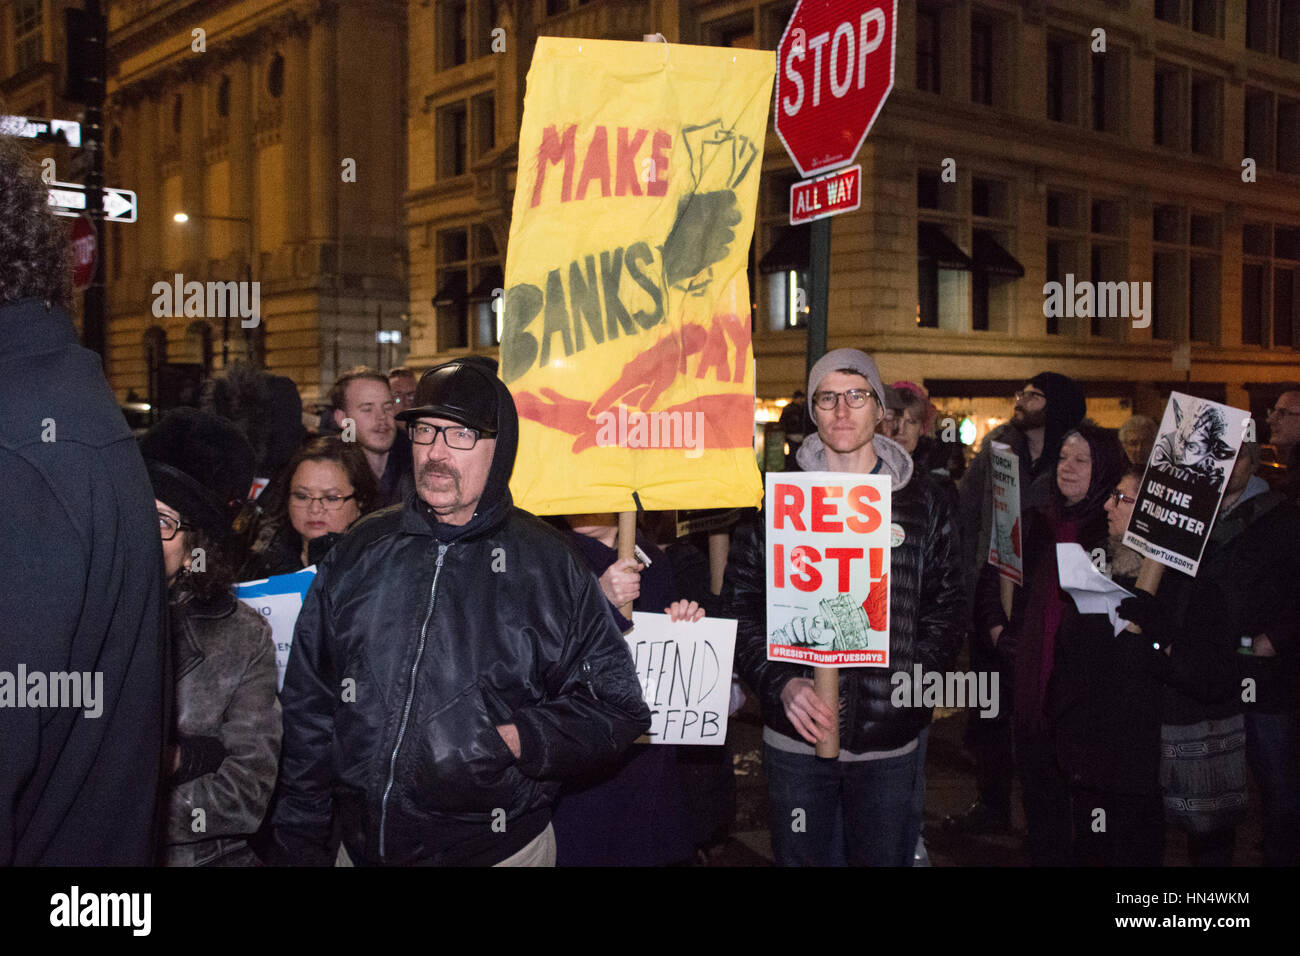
[765,740,922,866]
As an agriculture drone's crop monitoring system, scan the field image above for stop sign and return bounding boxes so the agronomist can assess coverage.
[70,213,97,292]
[774,1,896,179]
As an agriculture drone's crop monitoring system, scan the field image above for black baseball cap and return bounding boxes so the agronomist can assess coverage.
[395,361,499,435]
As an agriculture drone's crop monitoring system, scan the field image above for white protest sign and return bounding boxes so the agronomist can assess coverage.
[626,612,737,745]
[765,471,892,668]
[1122,393,1250,575]
[235,566,317,691]
[987,441,1023,584]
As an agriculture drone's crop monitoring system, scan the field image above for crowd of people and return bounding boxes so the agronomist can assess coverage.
[3,130,1298,868]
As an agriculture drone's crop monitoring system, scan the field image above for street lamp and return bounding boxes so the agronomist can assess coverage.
[173,210,255,367]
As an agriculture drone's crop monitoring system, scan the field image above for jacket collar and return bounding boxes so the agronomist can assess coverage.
[0,298,77,359]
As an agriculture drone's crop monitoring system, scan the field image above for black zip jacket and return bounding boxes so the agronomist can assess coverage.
[723,433,966,754]
[267,365,650,865]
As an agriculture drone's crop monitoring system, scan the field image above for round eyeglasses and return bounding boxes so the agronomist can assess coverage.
[407,422,484,449]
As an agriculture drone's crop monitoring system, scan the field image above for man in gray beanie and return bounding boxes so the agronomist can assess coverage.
[723,349,965,866]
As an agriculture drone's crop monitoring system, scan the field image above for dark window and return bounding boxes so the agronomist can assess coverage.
[917,255,939,328]
[1152,251,1181,340]
[1276,226,1300,261]
[1244,223,1272,256]
[1247,0,1272,52]
[971,17,994,106]
[1189,257,1218,343]
[917,171,940,210]
[1274,267,1296,348]
[1047,193,1062,228]
[1154,205,1183,244]
[473,93,495,157]
[1045,240,1062,335]
[1192,0,1218,35]
[268,54,284,99]
[1278,99,1300,174]
[1091,199,1122,235]
[13,0,42,72]
[1154,65,1180,148]
[438,103,469,177]
[217,76,231,118]
[1091,51,1108,131]
[1245,88,1274,166]
[916,9,940,93]
[1281,2,1300,61]
[1191,75,1218,156]
[1047,40,1066,122]
[1242,262,1267,346]
[972,179,991,218]
[1155,0,1182,24]
[445,0,468,67]
[545,0,567,15]
[1190,214,1218,249]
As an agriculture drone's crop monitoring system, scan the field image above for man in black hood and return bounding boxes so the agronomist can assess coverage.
[0,134,166,864]
[947,371,1086,833]
[268,360,650,866]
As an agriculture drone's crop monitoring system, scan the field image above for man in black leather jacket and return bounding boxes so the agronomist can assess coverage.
[268,361,651,866]
[723,349,964,866]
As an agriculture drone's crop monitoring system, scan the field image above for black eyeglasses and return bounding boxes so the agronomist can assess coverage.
[1109,490,1137,505]
[158,512,192,541]
[407,422,484,449]
[1014,389,1047,403]
[812,388,875,410]
[289,492,356,512]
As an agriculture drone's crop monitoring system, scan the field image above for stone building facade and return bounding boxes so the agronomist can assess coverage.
[405,0,1300,433]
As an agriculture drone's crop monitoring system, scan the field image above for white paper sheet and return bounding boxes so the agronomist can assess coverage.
[1056,543,1134,637]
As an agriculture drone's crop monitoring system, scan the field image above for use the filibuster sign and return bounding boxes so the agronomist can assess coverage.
[765,472,891,668]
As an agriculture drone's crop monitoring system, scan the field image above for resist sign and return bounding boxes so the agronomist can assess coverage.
[765,471,891,668]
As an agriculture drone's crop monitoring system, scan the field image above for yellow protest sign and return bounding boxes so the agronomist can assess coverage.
[502,38,774,516]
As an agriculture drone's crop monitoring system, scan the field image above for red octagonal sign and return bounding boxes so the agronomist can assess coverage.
[774,0,897,179]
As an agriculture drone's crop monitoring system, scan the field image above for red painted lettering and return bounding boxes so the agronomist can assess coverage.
[615,127,648,196]
[846,484,883,533]
[530,124,577,207]
[811,486,843,532]
[773,483,805,530]
[790,545,820,592]
[824,547,863,591]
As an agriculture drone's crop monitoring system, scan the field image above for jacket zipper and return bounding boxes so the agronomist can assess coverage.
[379,542,448,861]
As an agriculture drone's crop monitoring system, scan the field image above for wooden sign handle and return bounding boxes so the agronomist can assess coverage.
[617,510,637,620]
[999,576,1015,621]
[814,668,839,758]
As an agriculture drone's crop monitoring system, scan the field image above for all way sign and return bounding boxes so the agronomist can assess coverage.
[790,164,861,226]
[47,180,138,223]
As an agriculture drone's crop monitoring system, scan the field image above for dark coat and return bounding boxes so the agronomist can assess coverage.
[166,590,281,866]
[724,433,966,754]
[268,364,650,866]
[0,298,166,865]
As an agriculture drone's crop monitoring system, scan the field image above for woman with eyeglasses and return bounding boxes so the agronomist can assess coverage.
[240,437,379,579]
[139,409,282,866]
[973,422,1127,865]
